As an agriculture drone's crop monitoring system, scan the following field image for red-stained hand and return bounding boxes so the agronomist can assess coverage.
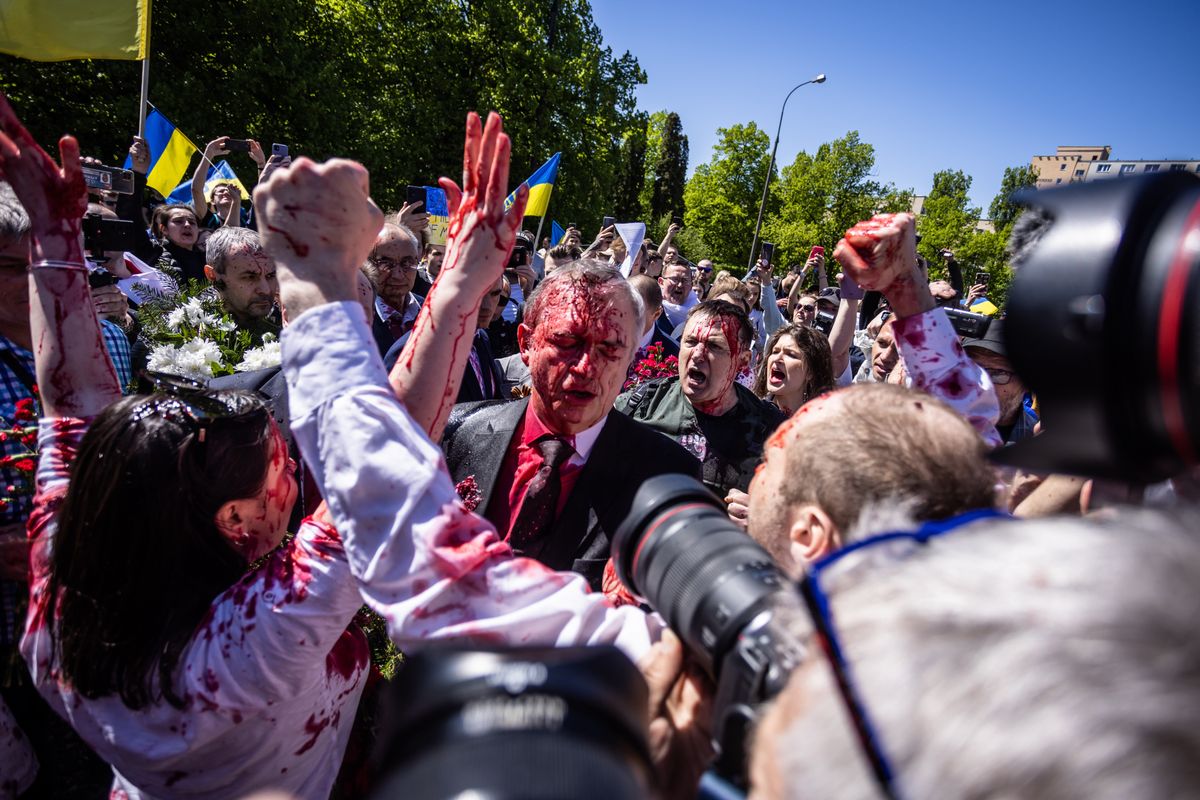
[638,630,716,799]
[834,212,932,318]
[254,157,384,316]
[435,111,527,298]
[0,94,86,262]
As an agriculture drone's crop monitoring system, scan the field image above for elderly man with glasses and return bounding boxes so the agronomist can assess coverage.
[360,221,423,356]
[962,319,1036,445]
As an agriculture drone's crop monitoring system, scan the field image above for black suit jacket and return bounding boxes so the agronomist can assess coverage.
[442,397,701,589]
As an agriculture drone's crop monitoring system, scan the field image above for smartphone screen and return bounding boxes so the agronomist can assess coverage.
[225,139,251,153]
[602,215,615,229]
[406,185,426,209]
[760,242,775,265]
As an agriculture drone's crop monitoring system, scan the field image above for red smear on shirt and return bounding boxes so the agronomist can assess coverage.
[325,626,369,681]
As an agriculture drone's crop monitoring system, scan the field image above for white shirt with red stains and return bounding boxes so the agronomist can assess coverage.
[282,300,663,656]
[21,418,370,800]
[891,307,1002,447]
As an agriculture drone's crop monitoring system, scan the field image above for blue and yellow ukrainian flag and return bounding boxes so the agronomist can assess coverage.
[505,153,561,218]
[0,0,150,61]
[165,160,248,206]
[124,108,199,198]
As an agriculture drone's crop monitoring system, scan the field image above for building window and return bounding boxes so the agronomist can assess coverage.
[1056,178,1062,184]
[1145,164,1160,173]
[1120,164,1136,174]
[1060,163,1067,171]
[1170,164,1186,171]
[1075,169,1085,177]
[1096,164,1112,173]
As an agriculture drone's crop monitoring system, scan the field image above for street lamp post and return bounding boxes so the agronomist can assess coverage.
[747,73,826,271]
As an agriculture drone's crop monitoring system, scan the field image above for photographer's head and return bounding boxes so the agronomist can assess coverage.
[362,222,420,309]
[518,260,643,434]
[750,507,1200,799]
[204,227,277,325]
[678,300,753,416]
[747,384,995,576]
[962,320,1027,429]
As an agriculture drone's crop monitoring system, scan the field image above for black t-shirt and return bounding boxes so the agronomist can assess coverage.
[615,376,785,497]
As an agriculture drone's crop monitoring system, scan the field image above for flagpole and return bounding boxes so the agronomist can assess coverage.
[532,213,547,252]
[136,0,152,137]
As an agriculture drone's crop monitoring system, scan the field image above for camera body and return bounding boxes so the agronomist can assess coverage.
[613,475,809,786]
[81,164,134,195]
[82,213,139,256]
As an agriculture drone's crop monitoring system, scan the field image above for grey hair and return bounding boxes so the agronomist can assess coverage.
[762,507,1200,799]
[205,227,264,275]
[523,258,645,335]
[0,181,31,243]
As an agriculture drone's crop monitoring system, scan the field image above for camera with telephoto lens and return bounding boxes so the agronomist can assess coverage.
[996,171,1200,483]
[942,306,991,339]
[613,475,810,789]
[368,645,655,800]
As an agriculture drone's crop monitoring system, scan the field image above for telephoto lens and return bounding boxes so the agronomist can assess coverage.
[998,172,1200,482]
[612,474,809,785]
[368,645,655,800]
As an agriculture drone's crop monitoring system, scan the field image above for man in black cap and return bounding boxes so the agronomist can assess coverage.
[963,320,1037,444]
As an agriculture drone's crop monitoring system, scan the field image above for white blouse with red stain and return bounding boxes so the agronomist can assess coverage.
[20,417,370,800]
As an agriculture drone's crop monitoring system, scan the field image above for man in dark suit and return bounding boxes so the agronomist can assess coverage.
[629,274,680,360]
[441,260,700,591]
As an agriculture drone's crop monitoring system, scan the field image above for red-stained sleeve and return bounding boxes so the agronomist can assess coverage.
[26,417,91,582]
[891,307,1003,448]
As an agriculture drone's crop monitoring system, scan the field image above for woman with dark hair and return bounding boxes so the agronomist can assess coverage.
[752,323,835,415]
[150,203,207,283]
[2,97,370,799]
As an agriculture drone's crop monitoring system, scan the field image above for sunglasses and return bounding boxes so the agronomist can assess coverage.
[135,371,266,456]
[799,507,1011,799]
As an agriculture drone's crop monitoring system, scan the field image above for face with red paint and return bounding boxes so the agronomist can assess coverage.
[214,422,298,561]
[679,310,750,415]
[519,282,639,434]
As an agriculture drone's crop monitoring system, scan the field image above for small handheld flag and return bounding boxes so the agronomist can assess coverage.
[505,153,561,218]
[124,108,198,198]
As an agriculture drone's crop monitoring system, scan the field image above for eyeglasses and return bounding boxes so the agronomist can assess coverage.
[799,507,1011,799]
[984,367,1013,385]
[370,255,419,274]
[697,266,713,273]
[134,371,265,457]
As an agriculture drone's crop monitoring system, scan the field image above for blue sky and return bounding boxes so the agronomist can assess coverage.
[591,0,1200,213]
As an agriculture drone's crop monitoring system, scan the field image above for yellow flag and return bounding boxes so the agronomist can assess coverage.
[0,0,150,62]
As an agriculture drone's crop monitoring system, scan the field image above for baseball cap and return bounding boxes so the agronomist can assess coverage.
[962,319,1006,357]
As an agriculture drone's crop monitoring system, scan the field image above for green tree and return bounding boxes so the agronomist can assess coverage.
[648,111,687,222]
[682,122,773,267]
[988,164,1040,229]
[612,115,647,221]
[762,130,912,268]
[916,168,980,274]
[639,110,667,214]
[0,0,645,224]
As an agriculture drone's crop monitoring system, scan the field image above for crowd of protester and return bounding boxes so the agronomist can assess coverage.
[0,93,1198,800]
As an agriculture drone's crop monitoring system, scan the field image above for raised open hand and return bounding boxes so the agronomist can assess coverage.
[0,94,86,262]
[435,112,527,295]
[254,157,383,316]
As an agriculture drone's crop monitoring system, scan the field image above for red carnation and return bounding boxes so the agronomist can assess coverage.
[455,475,482,512]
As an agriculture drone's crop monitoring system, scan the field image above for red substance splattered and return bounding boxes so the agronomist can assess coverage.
[687,311,742,416]
[294,710,339,756]
[325,626,369,681]
[202,669,220,694]
[265,224,310,257]
[895,320,927,349]
[937,374,967,397]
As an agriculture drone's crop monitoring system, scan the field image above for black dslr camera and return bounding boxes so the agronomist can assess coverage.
[369,646,655,800]
[998,172,1200,482]
[613,475,810,789]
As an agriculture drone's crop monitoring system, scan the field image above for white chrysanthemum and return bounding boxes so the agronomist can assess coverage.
[165,307,187,330]
[211,317,237,333]
[147,339,222,380]
[235,338,282,372]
